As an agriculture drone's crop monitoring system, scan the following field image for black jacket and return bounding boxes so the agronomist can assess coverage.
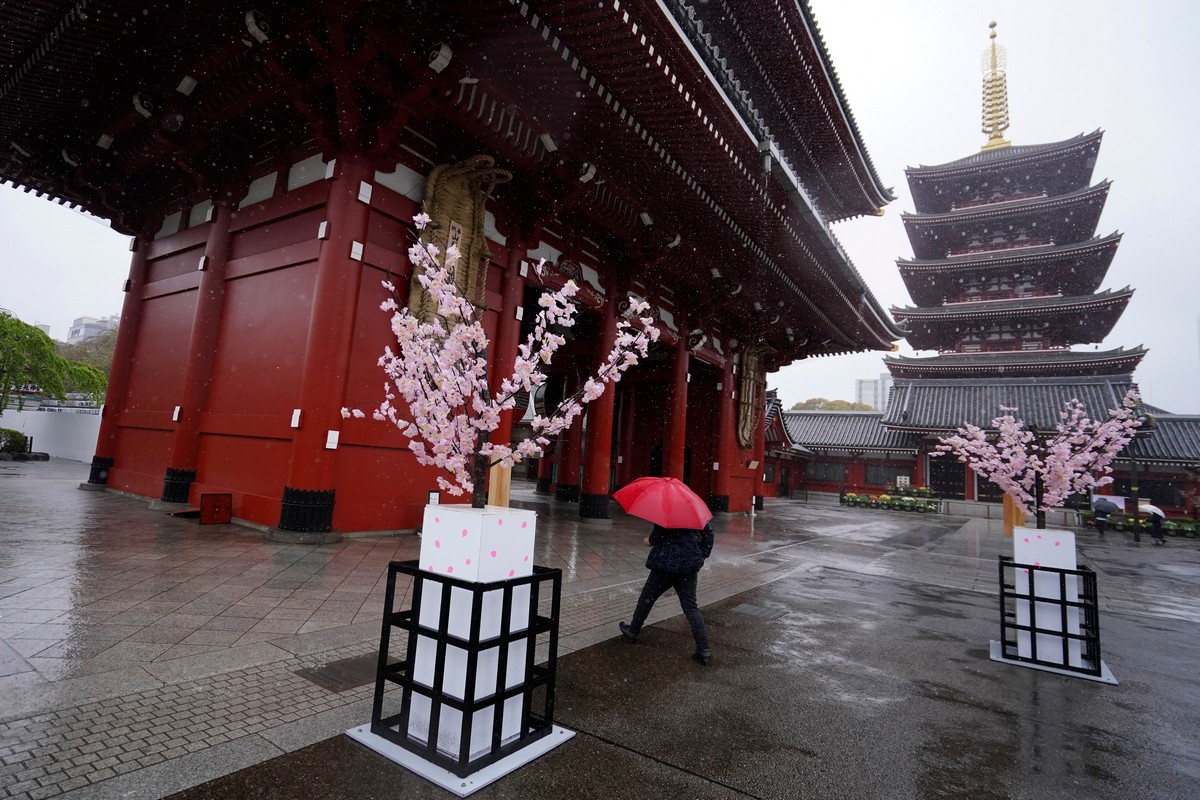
[646,523,714,574]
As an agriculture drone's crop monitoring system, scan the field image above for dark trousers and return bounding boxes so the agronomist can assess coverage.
[629,569,709,651]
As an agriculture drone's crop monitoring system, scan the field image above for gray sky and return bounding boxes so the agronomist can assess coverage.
[2,1,1197,413]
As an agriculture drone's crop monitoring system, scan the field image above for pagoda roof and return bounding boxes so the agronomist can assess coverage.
[906,131,1103,177]
[0,0,903,364]
[1121,415,1200,467]
[881,375,1138,433]
[898,232,1122,272]
[893,289,1133,350]
[892,287,1133,321]
[898,234,1121,308]
[902,182,1110,261]
[905,132,1103,215]
[902,180,1110,227]
[783,411,918,454]
[883,346,1148,379]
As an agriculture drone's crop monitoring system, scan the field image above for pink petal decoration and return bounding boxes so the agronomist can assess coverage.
[1023,538,1029,543]
[427,565,434,571]
[1034,561,1041,566]
[447,566,454,573]
[508,569,515,577]
[1036,535,1043,539]
[435,517,440,523]
[1054,541,1061,547]
[521,521,528,528]
[490,550,497,558]
[434,540,441,549]
[498,518,503,526]
[462,528,469,537]
[523,555,529,562]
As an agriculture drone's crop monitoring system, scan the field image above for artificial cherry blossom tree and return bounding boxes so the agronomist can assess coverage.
[934,389,1142,528]
[346,213,658,508]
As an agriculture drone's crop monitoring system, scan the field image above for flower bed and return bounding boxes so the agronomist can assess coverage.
[1082,511,1198,538]
[841,490,938,513]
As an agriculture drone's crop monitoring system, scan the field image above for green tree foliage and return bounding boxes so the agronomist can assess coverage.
[0,311,108,414]
[56,327,118,378]
[791,397,876,411]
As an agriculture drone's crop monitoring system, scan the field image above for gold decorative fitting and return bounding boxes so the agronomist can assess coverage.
[980,20,1012,152]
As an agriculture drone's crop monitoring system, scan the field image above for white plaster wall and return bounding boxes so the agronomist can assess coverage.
[1,408,101,462]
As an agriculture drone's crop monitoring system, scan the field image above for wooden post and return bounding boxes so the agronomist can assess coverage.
[1002,493,1024,537]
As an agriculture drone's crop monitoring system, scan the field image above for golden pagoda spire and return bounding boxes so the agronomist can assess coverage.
[980,20,1011,151]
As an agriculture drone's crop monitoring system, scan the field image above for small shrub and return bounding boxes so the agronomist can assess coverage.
[0,428,29,454]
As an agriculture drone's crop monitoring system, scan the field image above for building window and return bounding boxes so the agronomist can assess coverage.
[866,464,912,486]
[807,462,847,483]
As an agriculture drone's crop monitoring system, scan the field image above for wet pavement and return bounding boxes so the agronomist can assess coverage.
[1,458,1199,798]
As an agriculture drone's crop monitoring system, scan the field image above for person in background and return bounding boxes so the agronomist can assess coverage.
[1149,512,1166,546]
[618,521,715,665]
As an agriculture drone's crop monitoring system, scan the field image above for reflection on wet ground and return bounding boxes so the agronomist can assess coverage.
[1,458,1198,799]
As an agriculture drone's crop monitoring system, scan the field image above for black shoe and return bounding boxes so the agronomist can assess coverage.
[691,649,712,666]
[618,622,638,643]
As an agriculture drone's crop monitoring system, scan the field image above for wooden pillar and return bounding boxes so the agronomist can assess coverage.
[555,371,583,502]
[159,202,234,504]
[752,394,767,511]
[664,333,689,479]
[710,360,736,511]
[615,387,636,487]
[580,298,619,519]
[82,236,149,489]
[277,155,373,536]
[487,243,530,507]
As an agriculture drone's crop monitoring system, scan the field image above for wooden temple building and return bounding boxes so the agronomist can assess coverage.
[770,23,1200,516]
[0,0,905,535]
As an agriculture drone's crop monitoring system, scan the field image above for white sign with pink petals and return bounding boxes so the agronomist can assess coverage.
[1013,527,1080,667]
[408,504,538,759]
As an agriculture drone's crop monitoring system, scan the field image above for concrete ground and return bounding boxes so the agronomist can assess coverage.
[1,458,1198,799]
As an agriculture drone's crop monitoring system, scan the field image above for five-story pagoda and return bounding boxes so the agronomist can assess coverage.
[881,22,1145,500]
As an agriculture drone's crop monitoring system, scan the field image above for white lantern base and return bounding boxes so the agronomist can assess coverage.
[346,724,575,797]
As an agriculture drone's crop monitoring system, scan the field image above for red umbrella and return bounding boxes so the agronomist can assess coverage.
[612,477,713,529]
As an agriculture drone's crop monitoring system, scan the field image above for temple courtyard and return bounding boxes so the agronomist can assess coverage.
[1,458,1198,799]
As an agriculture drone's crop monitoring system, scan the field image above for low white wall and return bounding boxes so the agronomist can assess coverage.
[1,408,101,462]
[942,499,1080,528]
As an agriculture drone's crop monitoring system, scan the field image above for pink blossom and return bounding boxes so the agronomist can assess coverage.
[935,390,1141,523]
[360,215,656,500]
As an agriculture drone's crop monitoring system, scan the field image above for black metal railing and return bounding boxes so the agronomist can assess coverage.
[371,560,563,778]
[996,555,1102,677]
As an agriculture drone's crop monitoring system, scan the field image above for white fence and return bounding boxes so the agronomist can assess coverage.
[1,408,101,462]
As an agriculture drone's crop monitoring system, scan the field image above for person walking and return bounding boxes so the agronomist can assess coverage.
[1149,512,1166,545]
[619,522,715,665]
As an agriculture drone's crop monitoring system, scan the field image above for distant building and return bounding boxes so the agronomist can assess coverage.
[67,315,119,344]
[854,373,893,411]
[34,323,51,336]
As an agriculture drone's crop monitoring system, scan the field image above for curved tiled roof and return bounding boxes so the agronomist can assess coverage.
[783,411,918,453]
[1122,416,1200,466]
[906,131,1103,175]
[892,287,1134,320]
[884,347,1147,378]
[881,376,1137,433]
[897,233,1122,271]
[900,181,1110,225]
